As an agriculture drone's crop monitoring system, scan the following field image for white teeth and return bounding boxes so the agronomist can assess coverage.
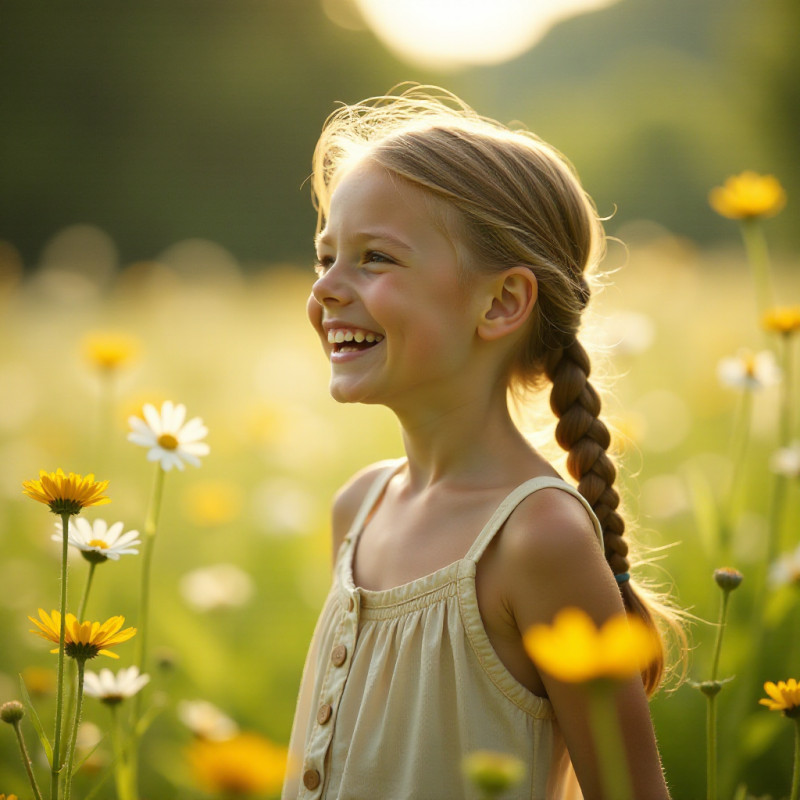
[327,328,384,345]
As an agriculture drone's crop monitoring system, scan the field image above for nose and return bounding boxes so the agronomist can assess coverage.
[311,263,351,308]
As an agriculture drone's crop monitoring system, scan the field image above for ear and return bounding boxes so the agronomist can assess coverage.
[477,267,538,342]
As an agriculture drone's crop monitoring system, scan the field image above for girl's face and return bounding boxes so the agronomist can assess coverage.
[308,159,489,411]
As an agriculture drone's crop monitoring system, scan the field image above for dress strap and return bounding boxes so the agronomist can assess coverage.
[345,458,406,544]
[464,476,603,564]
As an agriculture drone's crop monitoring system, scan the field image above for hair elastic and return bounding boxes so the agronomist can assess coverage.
[614,572,631,584]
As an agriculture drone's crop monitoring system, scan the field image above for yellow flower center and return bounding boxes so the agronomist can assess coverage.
[157,433,179,450]
[88,539,109,549]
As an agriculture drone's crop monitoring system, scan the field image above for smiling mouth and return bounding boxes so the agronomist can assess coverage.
[327,328,385,354]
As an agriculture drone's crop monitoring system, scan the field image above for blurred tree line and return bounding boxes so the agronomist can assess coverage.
[1,0,797,270]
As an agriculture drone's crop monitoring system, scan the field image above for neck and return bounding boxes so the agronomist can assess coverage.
[392,385,543,492]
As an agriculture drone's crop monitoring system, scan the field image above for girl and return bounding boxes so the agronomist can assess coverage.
[284,85,680,800]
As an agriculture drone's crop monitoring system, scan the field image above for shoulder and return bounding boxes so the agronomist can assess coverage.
[495,484,622,626]
[330,460,400,556]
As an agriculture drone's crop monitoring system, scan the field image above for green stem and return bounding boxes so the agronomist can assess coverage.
[12,719,45,800]
[109,704,134,800]
[134,465,166,680]
[130,464,166,797]
[778,333,795,447]
[707,693,718,800]
[587,682,634,800]
[720,389,753,559]
[77,562,97,621]
[711,591,731,684]
[739,218,774,316]
[63,659,86,800]
[706,591,730,800]
[52,512,72,800]
[790,717,800,800]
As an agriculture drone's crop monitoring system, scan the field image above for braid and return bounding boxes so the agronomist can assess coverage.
[544,339,630,577]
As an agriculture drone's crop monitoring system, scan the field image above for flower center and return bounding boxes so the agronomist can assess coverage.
[157,433,179,450]
[88,539,109,549]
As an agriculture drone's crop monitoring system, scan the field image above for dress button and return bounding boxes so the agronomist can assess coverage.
[303,768,321,790]
[331,644,347,667]
[317,703,333,724]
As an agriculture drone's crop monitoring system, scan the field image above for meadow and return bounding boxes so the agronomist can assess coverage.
[1,195,798,798]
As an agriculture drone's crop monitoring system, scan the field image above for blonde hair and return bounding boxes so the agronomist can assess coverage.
[311,84,684,694]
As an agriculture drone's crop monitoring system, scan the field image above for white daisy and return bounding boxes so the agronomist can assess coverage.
[769,544,800,588]
[53,517,141,563]
[179,564,255,612]
[178,699,239,741]
[84,666,150,705]
[770,442,800,478]
[128,400,209,471]
[717,349,781,391]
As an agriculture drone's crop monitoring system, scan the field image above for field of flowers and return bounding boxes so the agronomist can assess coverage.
[1,175,798,799]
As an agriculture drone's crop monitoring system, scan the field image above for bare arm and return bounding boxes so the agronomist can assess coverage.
[499,489,670,800]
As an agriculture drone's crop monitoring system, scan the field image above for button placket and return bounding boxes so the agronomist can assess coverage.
[300,591,361,796]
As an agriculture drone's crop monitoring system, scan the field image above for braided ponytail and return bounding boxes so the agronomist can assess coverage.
[545,338,666,693]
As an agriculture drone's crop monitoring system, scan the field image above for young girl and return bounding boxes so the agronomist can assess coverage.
[283,85,679,800]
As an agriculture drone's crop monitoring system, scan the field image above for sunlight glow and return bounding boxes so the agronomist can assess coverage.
[350,0,621,70]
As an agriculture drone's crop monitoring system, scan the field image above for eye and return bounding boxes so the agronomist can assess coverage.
[363,250,393,266]
[313,255,334,277]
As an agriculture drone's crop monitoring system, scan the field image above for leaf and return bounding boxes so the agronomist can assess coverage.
[18,673,53,767]
[70,734,105,778]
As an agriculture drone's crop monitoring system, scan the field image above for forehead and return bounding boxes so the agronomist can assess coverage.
[318,159,459,246]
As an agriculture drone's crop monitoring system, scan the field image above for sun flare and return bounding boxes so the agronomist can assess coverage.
[349,0,620,69]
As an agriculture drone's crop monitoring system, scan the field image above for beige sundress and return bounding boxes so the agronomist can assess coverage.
[283,460,602,799]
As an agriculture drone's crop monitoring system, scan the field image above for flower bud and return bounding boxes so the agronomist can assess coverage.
[714,567,744,593]
[0,700,25,724]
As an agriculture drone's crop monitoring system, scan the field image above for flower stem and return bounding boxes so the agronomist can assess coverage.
[52,511,72,800]
[62,659,86,800]
[720,389,753,559]
[77,562,97,621]
[11,719,45,800]
[739,218,774,315]
[129,464,166,797]
[587,683,634,800]
[706,589,731,800]
[134,465,166,680]
[109,704,135,800]
[790,717,800,800]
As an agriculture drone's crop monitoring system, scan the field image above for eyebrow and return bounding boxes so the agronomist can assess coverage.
[315,229,415,255]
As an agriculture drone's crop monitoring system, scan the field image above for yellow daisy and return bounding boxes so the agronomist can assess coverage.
[760,679,800,717]
[22,469,110,516]
[82,330,139,372]
[762,306,800,336]
[187,732,289,795]
[29,609,135,661]
[709,171,786,220]
[523,607,660,683]
[462,750,525,796]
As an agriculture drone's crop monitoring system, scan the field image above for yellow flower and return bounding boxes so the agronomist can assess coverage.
[82,330,139,372]
[22,469,110,516]
[0,794,20,800]
[462,750,525,796]
[29,609,136,661]
[523,608,660,683]
[187,732,289,795]
[709,171,786,220]
[760,679,800,717]
[762,306,800,336]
